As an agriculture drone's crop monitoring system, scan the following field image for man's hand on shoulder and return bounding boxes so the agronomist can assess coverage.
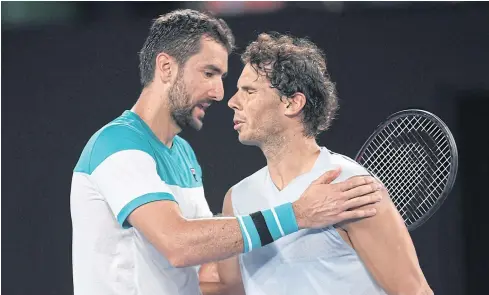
[292,168,383,229]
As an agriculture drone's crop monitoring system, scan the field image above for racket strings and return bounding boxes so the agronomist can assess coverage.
[388,120,447,207]
[382,118,450,210]
[387,120,450,224]
[369,141,432,220]
[358,116,453,227]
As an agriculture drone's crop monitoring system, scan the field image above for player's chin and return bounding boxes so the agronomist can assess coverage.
[189,117,204,131]
[237,133,255,146]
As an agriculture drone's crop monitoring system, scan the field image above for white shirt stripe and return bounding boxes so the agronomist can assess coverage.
[270,207,285,237]
[237,216,253,251]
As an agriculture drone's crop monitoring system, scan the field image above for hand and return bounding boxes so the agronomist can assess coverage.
[199,262,220,283]
[292,167,383,229]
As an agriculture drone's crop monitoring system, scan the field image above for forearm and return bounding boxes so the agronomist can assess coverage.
[130,172,382,268]
[131,199,301,268]
[166,217,244,267]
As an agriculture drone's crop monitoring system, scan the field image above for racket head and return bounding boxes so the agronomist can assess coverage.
[355,109,458,231]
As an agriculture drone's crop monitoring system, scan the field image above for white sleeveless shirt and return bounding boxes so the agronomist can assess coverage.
[231,147,387,295]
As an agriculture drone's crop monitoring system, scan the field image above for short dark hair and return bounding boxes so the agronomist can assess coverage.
[139,9,235,87]
[241,32,338,137]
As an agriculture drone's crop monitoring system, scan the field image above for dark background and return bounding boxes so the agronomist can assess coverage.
[2,2,489,294]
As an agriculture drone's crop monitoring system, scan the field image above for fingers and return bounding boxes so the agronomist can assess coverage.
[342,182,382,200]
[342,191,382,210]
[335,207,377,222]
[335,175,376,192]
[312,166,341,184]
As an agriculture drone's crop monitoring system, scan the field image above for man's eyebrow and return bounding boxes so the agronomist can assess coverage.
[237,85,256,91]
[204,64,228,77]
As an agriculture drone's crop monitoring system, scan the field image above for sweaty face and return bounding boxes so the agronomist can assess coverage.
[168,69,199,130]
[228,63,286,146]
[169,37,228,131]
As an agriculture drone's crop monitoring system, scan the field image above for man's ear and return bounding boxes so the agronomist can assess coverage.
[284,92,307,116]
[155,52,179,84]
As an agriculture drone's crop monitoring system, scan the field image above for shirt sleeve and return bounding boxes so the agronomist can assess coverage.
[330,153,382,184]
[193,193,214,218]
[88,125,177,228]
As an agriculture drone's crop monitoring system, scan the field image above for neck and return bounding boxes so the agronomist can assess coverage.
[262,127,321,191]
[131,85,181,148]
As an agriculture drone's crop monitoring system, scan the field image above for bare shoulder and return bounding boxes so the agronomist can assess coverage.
[330,150,391,208]
[328,151,371,182]
[342,187,402,233]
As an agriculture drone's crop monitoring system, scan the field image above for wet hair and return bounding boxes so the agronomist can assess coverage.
[241,32,338,137]
[139,9,235,87]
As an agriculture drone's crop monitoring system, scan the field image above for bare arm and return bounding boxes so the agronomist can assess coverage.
[341,187,433,295]
[91,129,380,270]
[128,168,381,268]
[215,188,246,295]
[128,200,244,268]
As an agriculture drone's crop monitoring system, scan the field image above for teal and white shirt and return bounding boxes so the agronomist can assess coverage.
[70,110,212,295]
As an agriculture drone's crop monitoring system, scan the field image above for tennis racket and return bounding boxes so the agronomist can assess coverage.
[355,109,458,231]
